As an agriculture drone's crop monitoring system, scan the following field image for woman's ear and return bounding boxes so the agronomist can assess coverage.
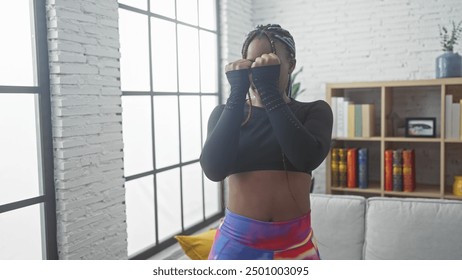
[288,59,296,74]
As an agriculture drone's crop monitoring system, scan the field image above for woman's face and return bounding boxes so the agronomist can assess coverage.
[245,37,295,96]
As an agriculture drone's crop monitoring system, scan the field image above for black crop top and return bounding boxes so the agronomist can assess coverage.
[200,65,333,182]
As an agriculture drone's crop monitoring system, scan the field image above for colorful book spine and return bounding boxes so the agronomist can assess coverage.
[358,148,368,189]
[331,97,337,138]
[362,104,375,137]
[453,103,460,139]
[338,148,347,188]
[384,150,393,191]
[336,97,345,137]
[347,148,358,188]
[348,104,356,138]
[392,149,403,191]
[331,148,339,187]
[402,149,416,192]
[445,95,453,139]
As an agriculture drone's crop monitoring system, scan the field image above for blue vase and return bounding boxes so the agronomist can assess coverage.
[435,51,462,78]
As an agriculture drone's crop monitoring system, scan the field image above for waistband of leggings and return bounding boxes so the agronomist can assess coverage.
[219,208,313,250]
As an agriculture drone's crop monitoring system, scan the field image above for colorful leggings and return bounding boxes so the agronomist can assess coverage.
[208,209,321,260]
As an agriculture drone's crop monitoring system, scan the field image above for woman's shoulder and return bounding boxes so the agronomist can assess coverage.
[289,99,332,113]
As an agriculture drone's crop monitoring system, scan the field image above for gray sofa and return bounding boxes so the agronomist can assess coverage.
[310,194,462,260]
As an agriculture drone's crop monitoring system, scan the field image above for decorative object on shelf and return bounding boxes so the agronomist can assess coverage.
[436,21,462,78]
[453,176,462,196]
[405,117,436,138]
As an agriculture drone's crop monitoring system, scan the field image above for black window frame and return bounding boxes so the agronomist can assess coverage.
[0,0,57,260]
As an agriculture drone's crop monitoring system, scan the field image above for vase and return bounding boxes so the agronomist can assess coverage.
[453,176,462,196]
[435,51,462,78]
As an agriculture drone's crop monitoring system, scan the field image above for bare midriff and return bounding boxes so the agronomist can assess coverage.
[227,170,312,222]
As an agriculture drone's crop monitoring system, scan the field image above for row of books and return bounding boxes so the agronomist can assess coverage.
[384,149,416,192]
[331,148,369,188]
[331,97,375,138]
[444,95,462,139]
[331,148,416,192]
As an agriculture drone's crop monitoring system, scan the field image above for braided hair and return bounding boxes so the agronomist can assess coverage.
[241,24,296,126]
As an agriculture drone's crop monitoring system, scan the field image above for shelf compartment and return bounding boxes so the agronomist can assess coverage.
[444,143,462,197]
[384,86,441,138]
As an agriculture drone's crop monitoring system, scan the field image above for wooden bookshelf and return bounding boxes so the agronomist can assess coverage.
[326,78,462,200]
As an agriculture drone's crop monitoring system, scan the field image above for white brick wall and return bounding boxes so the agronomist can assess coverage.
[222,0,462,193]
[47,0,127,259]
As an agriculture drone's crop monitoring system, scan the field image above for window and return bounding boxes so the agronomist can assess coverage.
[118,0,222,259]
[0,0,57,260]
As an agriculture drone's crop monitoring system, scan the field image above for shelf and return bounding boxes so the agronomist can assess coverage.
[327,78,462,201]
[384,137,442,143]
[330,182,381,194]
[333,137,381,142]
[384,184,441,199]
[444,139,462,143]
[444,194,462,201]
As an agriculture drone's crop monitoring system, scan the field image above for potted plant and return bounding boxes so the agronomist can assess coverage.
[436,20,462,78]
[290,67,305,99]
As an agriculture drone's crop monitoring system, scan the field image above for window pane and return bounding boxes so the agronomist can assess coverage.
[118,0,147,10]
[204,174,221,218]
[180,96,201,162]
[126,176,155,256]
[0,94,41,205]
[151,18,177,92]
[182,163,203,228]
[119,9,150,91]
[178,25,200,92]
[0,0,35,86]
[150,0,175,18]
[198,0,217,30]
[200,31,218,93]
[153,96,180,168]
[122,96,153,177]
[157,168,181,242]
[176,0,198,25]
[201,96,219,146]
[0,204,43,259]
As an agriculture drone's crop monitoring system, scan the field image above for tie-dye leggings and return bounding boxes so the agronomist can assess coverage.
[208,209,321,260]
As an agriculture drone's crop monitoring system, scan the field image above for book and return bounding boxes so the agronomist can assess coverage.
[343,99,350,138]
[453,103,460,139]
[402,149,416,192]
[392,149,403,191]
[331,97,337,138]
[445,95,453,139]
[336,97,345,137]
[355,104,362,137]
[358,148,368,189]
[347,148,358,188]
[460,100,462,140]
[384,150,393,191]
[331,148,339,187]
[348,104,356,138]
[362,104,375,137]
[338,148,347,188]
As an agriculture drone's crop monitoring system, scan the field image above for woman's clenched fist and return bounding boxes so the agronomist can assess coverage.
[225,59,253,73]
[251,53,280,68]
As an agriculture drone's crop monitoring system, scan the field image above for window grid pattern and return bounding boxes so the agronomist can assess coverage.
[0,0,57,260]
[119,0,223,259]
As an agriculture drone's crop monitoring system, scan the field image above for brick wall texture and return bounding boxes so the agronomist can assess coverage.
[47,0,127,259]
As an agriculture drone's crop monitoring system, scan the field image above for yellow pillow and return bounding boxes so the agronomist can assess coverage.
[175,229,217,260]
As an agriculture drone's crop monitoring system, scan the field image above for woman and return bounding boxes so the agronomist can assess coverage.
[200,24,332,260]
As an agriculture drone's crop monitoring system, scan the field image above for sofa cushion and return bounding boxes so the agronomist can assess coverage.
[310,194,366,260]
[364,197,462,260]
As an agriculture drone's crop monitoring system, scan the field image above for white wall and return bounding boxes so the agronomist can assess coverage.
[222,0,462,193]
[47,0,127,259]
